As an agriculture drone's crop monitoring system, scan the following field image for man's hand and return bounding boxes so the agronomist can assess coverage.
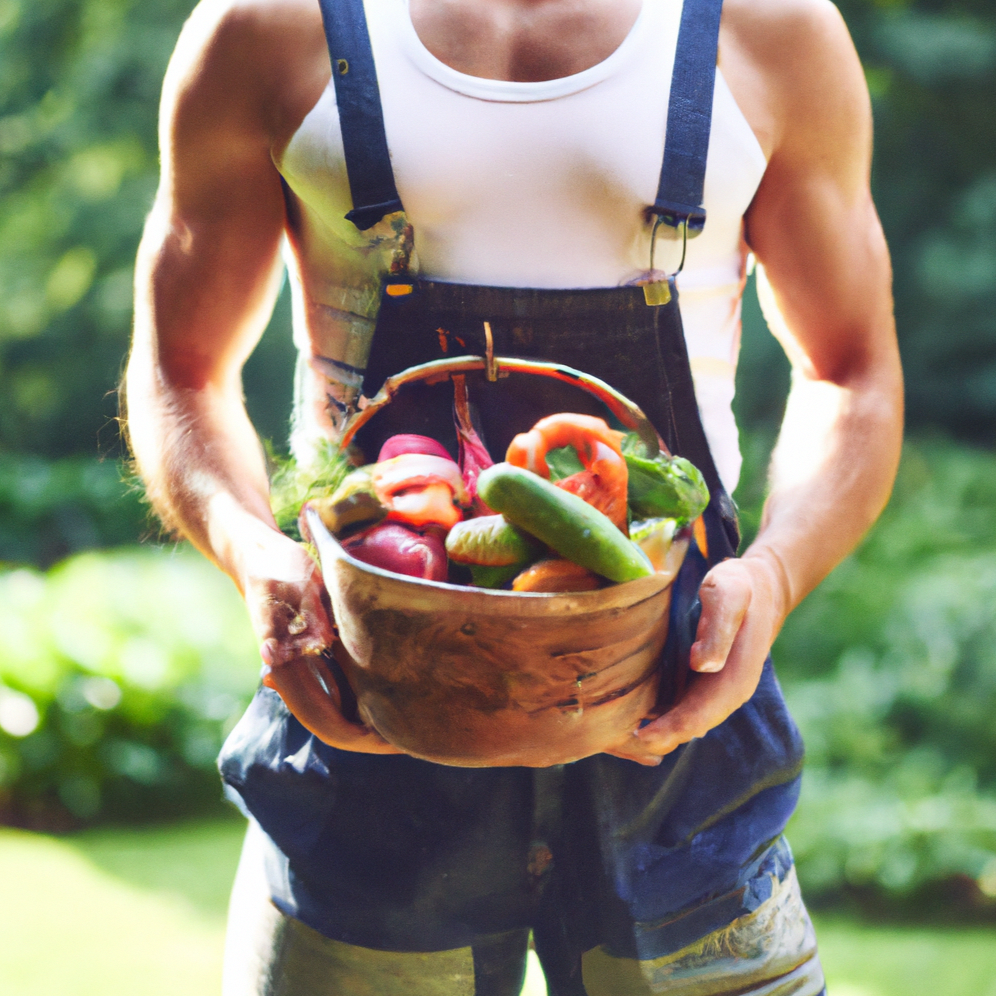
[243,531,336,669]
[605,554,788,766]
[262,651,403,755]
[245,530,401,754]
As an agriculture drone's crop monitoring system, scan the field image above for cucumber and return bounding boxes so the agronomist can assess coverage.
[466,563,523,589]
[446,514,543,588]
[446,514,542,567]
[477,463,653,584]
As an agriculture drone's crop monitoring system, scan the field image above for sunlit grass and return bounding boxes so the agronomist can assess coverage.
[815,918,996,996]
[0,818,243,996]
[1,818,995,995]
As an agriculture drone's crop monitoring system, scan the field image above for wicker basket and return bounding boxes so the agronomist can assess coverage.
[307,355,688,767]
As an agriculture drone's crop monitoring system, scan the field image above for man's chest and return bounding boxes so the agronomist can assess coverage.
[268,0,775,169]
[407,0,643,83]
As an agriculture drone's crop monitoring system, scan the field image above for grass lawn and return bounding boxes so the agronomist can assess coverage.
[2,817,995,996]
[0,817,243,996]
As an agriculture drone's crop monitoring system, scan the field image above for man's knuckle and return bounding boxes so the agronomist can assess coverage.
[668,712,703,743]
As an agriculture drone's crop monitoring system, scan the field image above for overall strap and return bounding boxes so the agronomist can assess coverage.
[316,0,404,230]
[646,0,739,556]
[650,0,725,234]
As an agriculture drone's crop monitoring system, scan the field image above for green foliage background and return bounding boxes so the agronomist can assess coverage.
[0,549,258,827]
[2,0,995,466]
[1,0,995,912]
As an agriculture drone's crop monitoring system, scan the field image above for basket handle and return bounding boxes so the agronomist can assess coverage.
[339,355,666,456]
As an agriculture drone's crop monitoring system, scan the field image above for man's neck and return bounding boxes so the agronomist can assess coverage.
[408,0,643,82]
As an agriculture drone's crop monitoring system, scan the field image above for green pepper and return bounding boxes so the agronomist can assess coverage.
[621,433,710,525]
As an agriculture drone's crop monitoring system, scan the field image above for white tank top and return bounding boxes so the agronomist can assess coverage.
[276,0,767,492]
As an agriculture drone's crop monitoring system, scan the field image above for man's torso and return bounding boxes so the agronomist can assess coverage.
[245,0,782,481]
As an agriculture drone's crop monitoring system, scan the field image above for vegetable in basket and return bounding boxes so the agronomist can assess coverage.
[307,467,387,538]
[343,522,448,581]
[511,558,601,593]
[302,416,705,592]
[620,432,710,525]
[445,514,543,588]
[506,413,629,531]
[377,434,453,462]
[308,435,469,582]
[629,516,686,575]
[477,463,653,584]
[371,453,470,531]
[453,374,495,515]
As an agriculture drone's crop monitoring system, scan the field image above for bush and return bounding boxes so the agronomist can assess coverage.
[769,438,996,907]
[0,0,295,461]
[0,453,148,567]
[0,546,258,827]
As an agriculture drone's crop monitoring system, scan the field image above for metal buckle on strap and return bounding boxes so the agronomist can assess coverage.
[642,279,673,308]
[637,203,707,305]
[638,215,689,307]
[651,214,690,277]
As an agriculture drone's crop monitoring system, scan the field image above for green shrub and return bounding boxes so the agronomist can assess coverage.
[768,438,996,904]
[0,453,148,567]
[0,546,258,827]
[0,0,295,462]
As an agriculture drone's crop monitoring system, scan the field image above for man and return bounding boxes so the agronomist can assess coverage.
[125,0,902,992]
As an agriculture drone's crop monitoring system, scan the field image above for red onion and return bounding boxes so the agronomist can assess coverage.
[377,434,453,463]
[343,522,448,581]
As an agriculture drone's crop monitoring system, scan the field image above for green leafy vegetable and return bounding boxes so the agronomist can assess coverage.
[545,445,585,481]
[268,441,353,541]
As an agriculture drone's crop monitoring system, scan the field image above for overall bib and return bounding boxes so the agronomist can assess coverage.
[220,1,824,992]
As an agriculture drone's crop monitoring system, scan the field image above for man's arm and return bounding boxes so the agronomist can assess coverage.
[614,0,903,763]
[125,0,397,752]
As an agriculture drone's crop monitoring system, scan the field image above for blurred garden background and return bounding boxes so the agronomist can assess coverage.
[1,0,995,991]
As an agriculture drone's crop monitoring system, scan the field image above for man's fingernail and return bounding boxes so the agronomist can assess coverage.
[695,660,725,673]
